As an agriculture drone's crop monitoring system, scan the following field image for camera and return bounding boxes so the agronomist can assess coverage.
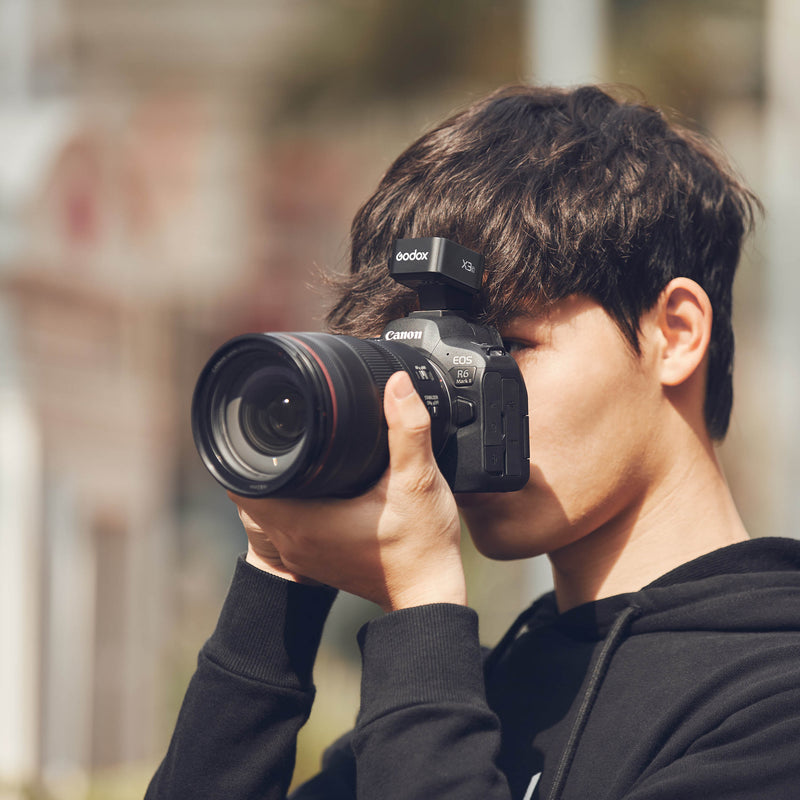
[191,237,529,497]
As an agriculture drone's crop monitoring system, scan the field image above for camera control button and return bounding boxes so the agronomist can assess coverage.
[484,445,505,475]
[423,394,441,417]
[414,364,434,382]
[482,372,503,446]
[502,379,521,440]
[505,439,523,477]
[454,397,476,426]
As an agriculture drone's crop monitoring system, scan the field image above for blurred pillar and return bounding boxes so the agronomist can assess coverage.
[0,300,43,794]
[524,0,609,85]
[40,482,95,790]
[1,1,41,791]
[518,0,610,600]
[0,0,32,101]
[765,0,800,540]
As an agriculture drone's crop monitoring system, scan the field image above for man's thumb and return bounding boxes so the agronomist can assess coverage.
[384,371,436,477]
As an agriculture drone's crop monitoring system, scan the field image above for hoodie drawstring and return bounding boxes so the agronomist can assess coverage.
[547,604,641,800]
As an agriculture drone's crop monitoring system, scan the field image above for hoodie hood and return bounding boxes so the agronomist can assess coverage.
[485,537,800,800]
[549,537,800,640]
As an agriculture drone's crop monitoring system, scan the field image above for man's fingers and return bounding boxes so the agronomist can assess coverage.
[384,371,438,486]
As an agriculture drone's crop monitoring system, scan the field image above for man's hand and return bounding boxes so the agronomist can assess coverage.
[230,371,467,612]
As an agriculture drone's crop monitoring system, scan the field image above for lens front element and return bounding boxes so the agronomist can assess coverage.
[238,370,308,457]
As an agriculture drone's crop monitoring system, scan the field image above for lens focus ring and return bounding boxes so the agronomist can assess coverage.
[346,338,406,395]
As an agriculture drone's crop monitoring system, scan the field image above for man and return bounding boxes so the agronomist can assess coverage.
[147,85,800,799]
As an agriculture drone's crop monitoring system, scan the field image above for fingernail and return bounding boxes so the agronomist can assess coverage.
[391,371,416,399]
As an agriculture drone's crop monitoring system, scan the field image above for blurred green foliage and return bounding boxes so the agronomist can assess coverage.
[266,0,525,123]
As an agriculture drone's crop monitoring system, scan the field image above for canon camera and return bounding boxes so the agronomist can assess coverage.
[191,237,530,497]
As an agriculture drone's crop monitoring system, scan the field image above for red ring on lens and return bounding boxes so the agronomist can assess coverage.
[285,335,338,488]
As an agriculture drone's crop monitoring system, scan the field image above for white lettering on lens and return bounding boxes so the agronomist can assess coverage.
[384,330,423,341]
[395,250,429,261]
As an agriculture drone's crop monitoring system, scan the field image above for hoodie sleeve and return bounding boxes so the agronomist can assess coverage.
[289,605,512,799]
[145,557,337,800]
[350,604,512,800]
[146,562,512,800]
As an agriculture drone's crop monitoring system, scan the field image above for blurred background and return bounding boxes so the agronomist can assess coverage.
[0,0,798,797]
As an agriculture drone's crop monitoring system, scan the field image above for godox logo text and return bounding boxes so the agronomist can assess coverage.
[395,249,429,261]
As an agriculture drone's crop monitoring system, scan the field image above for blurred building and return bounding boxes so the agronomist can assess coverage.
[1,1,797,798]
[0,1,274,795]
[0,2,413,795]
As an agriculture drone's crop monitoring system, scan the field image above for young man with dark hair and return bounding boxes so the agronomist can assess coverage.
[147,85,800,799]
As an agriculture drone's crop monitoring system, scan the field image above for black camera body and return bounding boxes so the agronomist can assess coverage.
[379,238,529,492]
[192,238,529,498]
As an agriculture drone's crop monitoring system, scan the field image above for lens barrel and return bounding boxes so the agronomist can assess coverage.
[191,332,451,497]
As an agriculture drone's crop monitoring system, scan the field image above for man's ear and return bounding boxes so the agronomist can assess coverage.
[653,277,713,387]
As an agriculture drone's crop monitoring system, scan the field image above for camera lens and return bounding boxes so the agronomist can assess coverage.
[191,332,451,497]
[239,374,307,456]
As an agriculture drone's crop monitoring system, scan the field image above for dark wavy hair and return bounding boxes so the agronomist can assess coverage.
[326,84,760,439]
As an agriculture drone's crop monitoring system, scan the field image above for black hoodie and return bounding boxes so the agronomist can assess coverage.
[146,537,800,799]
